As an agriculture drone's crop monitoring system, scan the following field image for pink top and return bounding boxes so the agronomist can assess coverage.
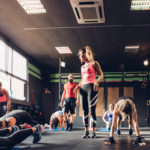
[81,62,97,85]
[0,89,7,102]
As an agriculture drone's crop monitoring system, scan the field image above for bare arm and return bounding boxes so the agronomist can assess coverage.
[58,114,62,129]
[93,61,104,83]
[132,105,140,136]
[76,90,80,105]
[93,61,104,91]
[49,114,54,129]
[110,106,119,137]
[60,86,66,107]
[102,111,108,124]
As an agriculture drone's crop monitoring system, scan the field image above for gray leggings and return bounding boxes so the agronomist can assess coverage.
[80,83,98,128]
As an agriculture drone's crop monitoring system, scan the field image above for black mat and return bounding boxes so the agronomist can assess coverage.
[13,128,150,150]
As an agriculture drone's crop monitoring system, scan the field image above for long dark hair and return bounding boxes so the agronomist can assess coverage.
[51,118,59,129]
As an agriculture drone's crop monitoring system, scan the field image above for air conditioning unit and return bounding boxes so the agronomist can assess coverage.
[70,0,105,24]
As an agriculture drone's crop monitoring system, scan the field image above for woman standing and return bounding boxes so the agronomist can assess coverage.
[76,46,104,138]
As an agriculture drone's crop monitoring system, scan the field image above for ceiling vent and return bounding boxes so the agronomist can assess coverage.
[70,0,105,24]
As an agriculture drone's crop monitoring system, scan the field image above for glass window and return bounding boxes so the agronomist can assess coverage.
[11,77,27,100]
[0,72,10,91]
[0,39,28,101]
[5,44,12,73]
[0,40,5,71]
[12,51,27,80]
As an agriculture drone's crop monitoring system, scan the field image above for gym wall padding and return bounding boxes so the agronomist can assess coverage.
[123,87,134,97]
[96,87,104,116]
[107,87,119,109]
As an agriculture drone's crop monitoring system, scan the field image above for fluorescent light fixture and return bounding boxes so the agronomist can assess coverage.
[60,61,66,67]
[55,47,72,54]
[124,45,139,53]
[17,0,46,14]
[143,59,149,66]
[131,0,150,11]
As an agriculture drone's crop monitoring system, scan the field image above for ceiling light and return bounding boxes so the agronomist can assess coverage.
[55,47,72,54]
[143,59,149,66]
[17,0,46,14]
[60,61,66,67]
[131,0,150,11]
[124,45,139,53]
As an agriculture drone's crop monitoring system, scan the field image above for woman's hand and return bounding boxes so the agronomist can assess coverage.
[60,102,63,107]
[76,100,80,106]
[74,85,80,93]
[93,81,99,91]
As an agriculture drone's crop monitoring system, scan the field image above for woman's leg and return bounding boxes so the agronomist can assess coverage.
[0,128,33,148]
[88,84,98,132]
[80,87,89,138]
[80,88,89,131]
[0,128,10,136]
[0,102,7,117]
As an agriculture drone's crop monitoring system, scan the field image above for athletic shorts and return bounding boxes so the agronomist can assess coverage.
[118,113,132,121]
[62,98,76,114]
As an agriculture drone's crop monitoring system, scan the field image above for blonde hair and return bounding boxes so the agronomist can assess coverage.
[78,45,94,61]
[84,46,94,61]
[118,99,135,120]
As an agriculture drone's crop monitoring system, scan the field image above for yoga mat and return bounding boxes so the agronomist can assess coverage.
[98,128,117,132]
[44,127,65,132]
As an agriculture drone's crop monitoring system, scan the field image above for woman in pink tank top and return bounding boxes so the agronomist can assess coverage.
[0,81,11,117]
[76,46,104,138]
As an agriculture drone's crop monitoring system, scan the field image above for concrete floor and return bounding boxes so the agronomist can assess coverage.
[12,128,150,150]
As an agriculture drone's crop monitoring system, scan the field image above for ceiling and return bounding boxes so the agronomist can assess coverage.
[0,0,150,73]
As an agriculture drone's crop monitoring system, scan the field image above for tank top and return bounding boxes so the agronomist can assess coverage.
[81,62,97,85]
[107,111,113,122]
[54,111,63,118]
[0,89,7,102]
[0,110,32,125]
[64,82,77,98]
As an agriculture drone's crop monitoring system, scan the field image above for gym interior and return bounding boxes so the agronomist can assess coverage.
[0,0,150,149]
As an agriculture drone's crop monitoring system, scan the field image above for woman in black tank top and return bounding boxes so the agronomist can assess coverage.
[0,110,37,128]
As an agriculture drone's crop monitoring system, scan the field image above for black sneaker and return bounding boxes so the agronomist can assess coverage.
[82,131,90,139]
[11,126,19,134]
[33,125,41,143]
[129,129,133,135]
[65,121,70,131]
[117,130,121,135]
[91,132,96,138]
[68,123,73,131]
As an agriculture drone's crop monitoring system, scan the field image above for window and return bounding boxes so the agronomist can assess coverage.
[6,44,12,73]
[0,72,10,91]
[0,40,5,71]
[12,51,27,80]
[11,77,26,100]
[0,38,28,101]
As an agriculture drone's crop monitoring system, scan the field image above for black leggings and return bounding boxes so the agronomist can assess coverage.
[80,83,98,128]
[0,128,33,148]
[0,102,7,117]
